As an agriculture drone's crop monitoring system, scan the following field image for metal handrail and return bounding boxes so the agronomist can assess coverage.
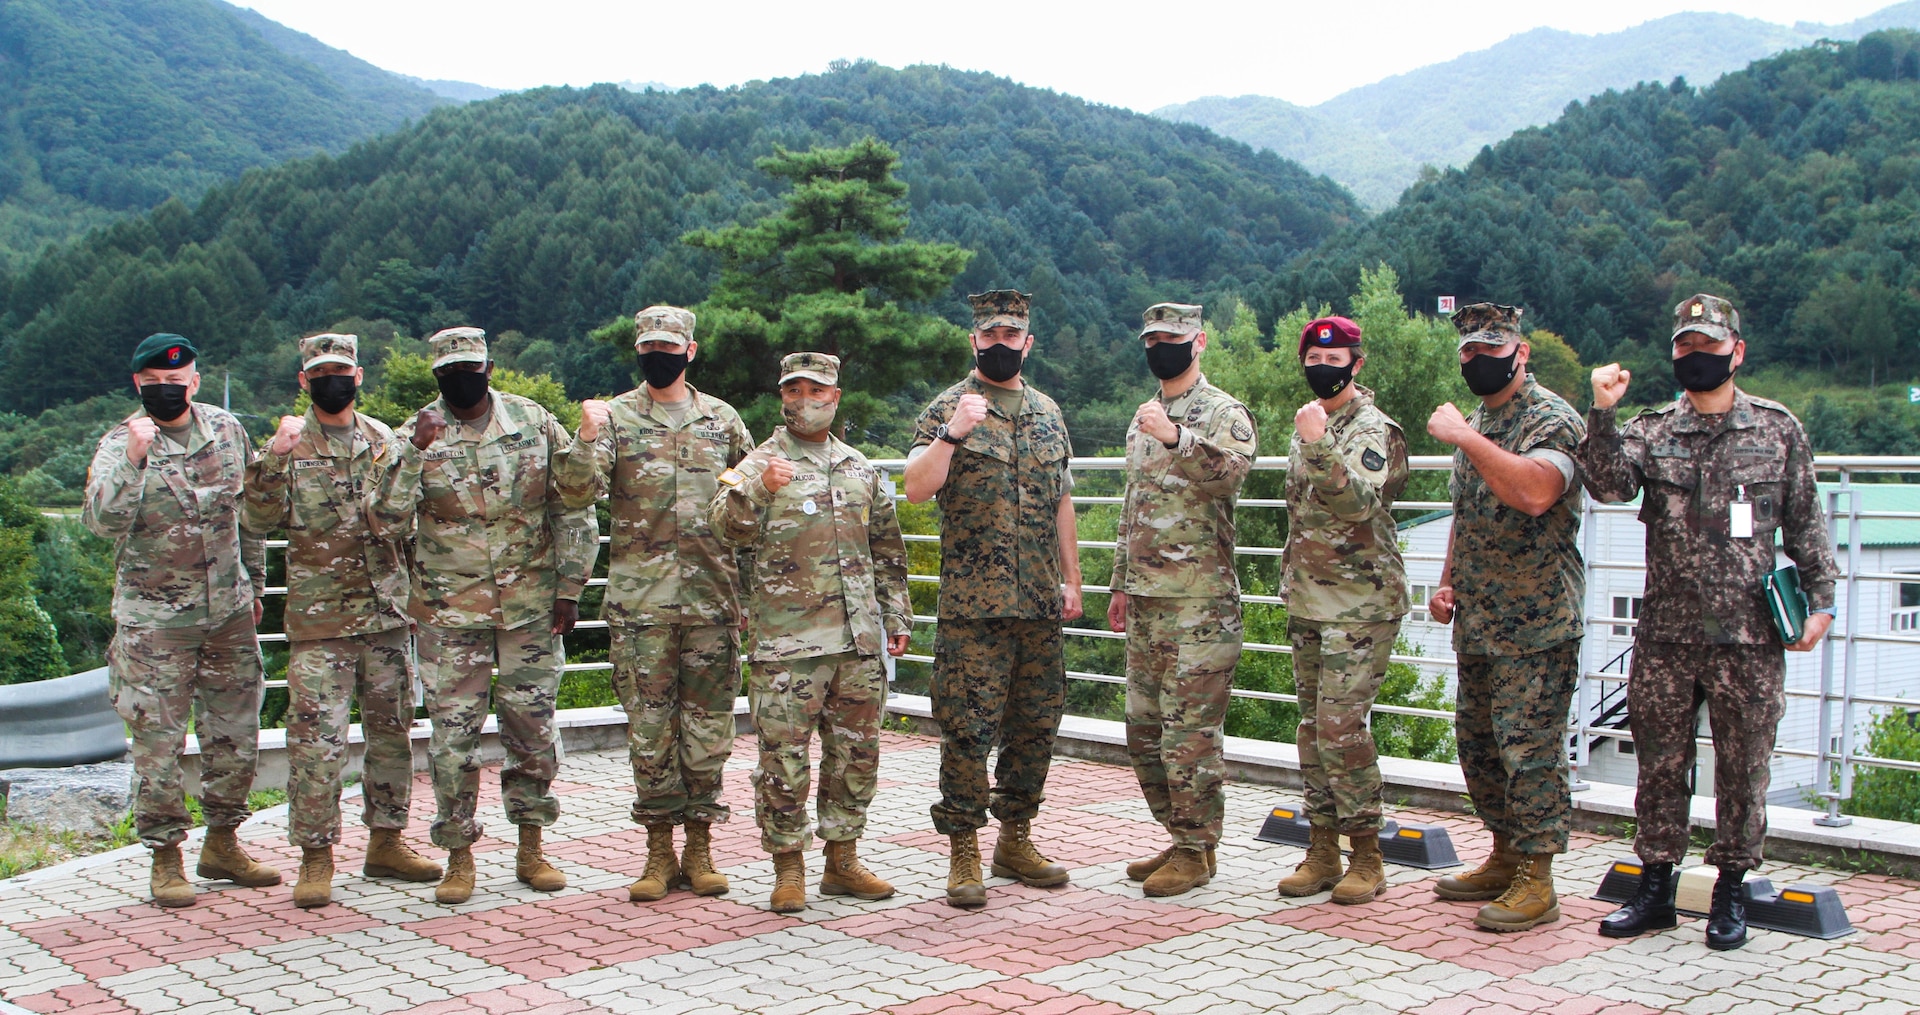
[252,453,1920,824]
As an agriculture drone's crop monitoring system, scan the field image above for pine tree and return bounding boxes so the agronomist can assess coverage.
[679,138,972,437]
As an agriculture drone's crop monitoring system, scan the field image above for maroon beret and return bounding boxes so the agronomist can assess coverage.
[1299,316,1362,358]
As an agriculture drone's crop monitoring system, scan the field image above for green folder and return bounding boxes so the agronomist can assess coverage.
[1765,564,1808,645]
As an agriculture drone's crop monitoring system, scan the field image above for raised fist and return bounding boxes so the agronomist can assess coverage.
[579,399,612,442]
[1591,363,1631,410]
[411,408,447,451]
[1134,400,1177,445]
[947,393,989,439]
[1427,403,1472,447]
[270,414,307,456]
[124,417,158,465]
[1294,401,1328,444]
[762,455,796,493]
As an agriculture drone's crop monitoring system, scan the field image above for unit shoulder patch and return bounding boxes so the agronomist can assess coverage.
[1361,448,1387,472]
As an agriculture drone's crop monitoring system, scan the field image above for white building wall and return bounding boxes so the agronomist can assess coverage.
[1394,506,1920,808]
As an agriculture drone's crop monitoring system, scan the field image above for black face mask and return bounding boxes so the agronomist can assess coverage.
[638,350,689,390]
[1460,349,1519,397]
[1144,339,1196,380]
[1303,362,1355,400]
[139,382,191,422]
[436,369,490,410]
[1672,350,1736,393]
[975,343,1024,383]
[307,374,358,414]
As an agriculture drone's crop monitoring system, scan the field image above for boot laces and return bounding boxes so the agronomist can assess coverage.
[1494,860,1542,909]
[775,856,804,889]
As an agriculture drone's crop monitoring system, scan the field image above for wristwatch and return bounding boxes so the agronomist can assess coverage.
[935,423,965,446]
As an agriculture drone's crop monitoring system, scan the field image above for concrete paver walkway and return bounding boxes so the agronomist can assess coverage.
[5,733,1920,1014]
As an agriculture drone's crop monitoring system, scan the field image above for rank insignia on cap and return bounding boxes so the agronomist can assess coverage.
[718,468,744,487]
[166,346,183,365]
[1691,302,1704,318]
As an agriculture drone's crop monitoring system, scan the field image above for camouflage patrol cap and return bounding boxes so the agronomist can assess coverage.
[634,305,696,349]
[1140,302,1203,339]
[1299,316,1362,358]
[1671,293,1741,344]
[1451,303,1525,350]
[969,289,1032,332]
[129,333,197,372]
[298,332,358,370]
[779,351,840,387]
[427,326,489,369]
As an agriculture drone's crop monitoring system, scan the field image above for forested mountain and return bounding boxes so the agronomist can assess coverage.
[1159,3,1920,207]
[0,0,448,262]
[0,61,1360,447]
[1256,31,1920,413]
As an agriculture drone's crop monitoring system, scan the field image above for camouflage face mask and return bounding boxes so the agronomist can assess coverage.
[782,397,836,435]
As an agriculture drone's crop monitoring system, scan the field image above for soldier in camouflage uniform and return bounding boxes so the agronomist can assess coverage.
[1580,294,1837,951]
[368,326,599,906]
[242,333,441,909]
[904,289,1082,908]
[84,332,280,908]
[1107,303,1256,898]
[708,352,912,913]
[1274,316,1411,905]
[554,306,753,904]
[1424,303,1586,932]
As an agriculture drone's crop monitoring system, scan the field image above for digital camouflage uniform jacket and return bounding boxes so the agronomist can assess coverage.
[241,409,409,642]
[369,391,597,631]
[1449,377,1587,656]
[1281,385,1410,623]
[1109,374,1257,599]
[708,427,911,662]
[911,376,1072,621]
[84,404,265,628]
[554,385,753,628]
[1578,389,1837,644]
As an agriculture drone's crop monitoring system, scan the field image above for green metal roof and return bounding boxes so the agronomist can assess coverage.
[1822,482,1920,550]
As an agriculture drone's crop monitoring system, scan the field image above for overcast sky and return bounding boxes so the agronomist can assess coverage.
[232,0,1896,111]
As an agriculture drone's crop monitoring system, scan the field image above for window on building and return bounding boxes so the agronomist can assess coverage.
[1902,582,1920,609]
[1896,580,1920,632]
[1612,595,1643,637]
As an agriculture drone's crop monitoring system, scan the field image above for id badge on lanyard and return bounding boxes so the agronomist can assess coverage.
[1730,484,1753,539]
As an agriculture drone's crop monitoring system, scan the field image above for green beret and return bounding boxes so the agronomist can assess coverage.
[130,333,197,372]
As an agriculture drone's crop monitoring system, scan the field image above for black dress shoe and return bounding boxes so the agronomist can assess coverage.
[1706,866,1749,951]
[1598,860,1678,938]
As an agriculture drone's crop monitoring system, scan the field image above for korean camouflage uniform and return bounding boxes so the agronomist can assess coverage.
[913,376,1074,836]
[1281,384,1410,835]
[1450,375,1587,856]
[242,391,416,851]
[1112,372,1255,849]
[709,426,911,854]
[370,385,598,850]
[554,385,753,826]
[1577,299,1837,871]
[84,403,267,849]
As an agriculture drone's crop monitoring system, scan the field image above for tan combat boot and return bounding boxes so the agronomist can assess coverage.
[628,824,680,902]
[1474,854,1560,931]
[990,819,1070,886]
[150,845,195,908]
[1331,831,1387,905]
[769,851,807,913]
[363,828,443,882]
[197,826,283,886]
[1434,832,1521,900]
[1127,844,1217,882]
[1277,826,1344,897]
[1142,845,1212,897]
[292,847,334,909]
[436,847,475,905]
[515,825,566,892]
[946,830,986,908]
[681,821,729,896]
[820,838,894,900]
